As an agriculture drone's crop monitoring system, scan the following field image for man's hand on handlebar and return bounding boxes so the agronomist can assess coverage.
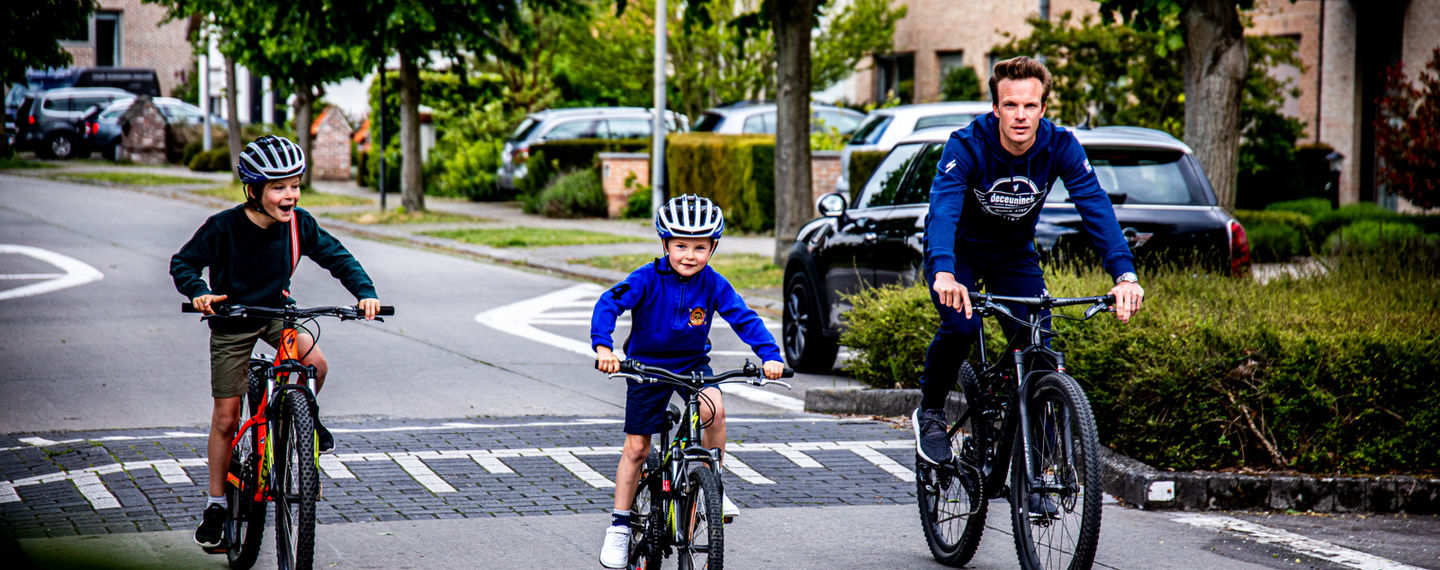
[932,272,972,318]
[191,294,228,315]
[357,298,381,320]
[595,346,621,374]
[1108,281,1145,324]
[762,360,785,380]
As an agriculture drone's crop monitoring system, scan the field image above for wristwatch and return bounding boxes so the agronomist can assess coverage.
[1115,272,1139,284]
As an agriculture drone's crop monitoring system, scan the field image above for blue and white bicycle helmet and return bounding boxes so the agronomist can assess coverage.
[656,194,725,240]
[236,135,306,184]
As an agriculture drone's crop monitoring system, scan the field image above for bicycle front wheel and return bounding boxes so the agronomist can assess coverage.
[1009,372,1102,570]
[628,449,664,570]
[677,466,724,570]
[273,390,319,570]
[916,362,988,567]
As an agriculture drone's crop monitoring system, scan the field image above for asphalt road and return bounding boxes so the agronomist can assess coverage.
[1,172,1435,570]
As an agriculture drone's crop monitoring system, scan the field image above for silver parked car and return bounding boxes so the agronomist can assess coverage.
[498,107,687,191]
[835,101,992,194]
[690,101,865,135]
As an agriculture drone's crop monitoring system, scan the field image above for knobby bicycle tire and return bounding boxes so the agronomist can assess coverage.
[1009,372,1102,570]
[917,362,988,567]
[274,390,319,570]
[225,416,266,568]
[678,466,724,570]
[628,449,664,570]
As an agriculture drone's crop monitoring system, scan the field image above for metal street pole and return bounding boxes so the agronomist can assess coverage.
[199,22,211,151]
[378,55,386,212]
[651,0,667,210]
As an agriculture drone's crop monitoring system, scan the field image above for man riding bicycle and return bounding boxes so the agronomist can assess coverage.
[913,56,1145,466]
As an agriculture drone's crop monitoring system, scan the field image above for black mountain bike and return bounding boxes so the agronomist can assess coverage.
[916,292,1112,570]
[608,359,793,570]
[184,303,393,570]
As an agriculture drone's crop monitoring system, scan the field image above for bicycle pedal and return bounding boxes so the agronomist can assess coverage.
[722,514,735,524]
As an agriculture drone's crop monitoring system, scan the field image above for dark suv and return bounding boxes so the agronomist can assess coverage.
[14,87,133,159]
[781,125,1251,372]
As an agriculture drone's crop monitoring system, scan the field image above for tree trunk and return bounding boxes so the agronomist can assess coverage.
[224,56,242,180]
[0,83,10,157]
[770,0,817,266]
[399,55,425,212]
[293,85,315,187]
[1182,0,1247,212]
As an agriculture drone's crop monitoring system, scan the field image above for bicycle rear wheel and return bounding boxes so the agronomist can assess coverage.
[1009,372,1102,570]
[677,466,724,570]
[628,449,664,570]
[224,427,266,569]
[916,362,988,567]
[274,390,319,570]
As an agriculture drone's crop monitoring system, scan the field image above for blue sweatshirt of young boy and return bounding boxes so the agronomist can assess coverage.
[591,258,782,374]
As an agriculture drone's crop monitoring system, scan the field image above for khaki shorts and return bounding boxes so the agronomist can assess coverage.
[209,321,286,398]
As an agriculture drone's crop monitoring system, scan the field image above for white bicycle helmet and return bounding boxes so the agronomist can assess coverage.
[236,135,306,184]
[656,194,725,240]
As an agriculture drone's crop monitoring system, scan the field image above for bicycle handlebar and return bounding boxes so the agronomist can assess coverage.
[968,292,1115,309]
[181,303,396,320]
[609,359,794,390]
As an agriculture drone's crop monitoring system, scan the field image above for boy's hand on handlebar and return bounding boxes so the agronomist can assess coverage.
[762,360,785,380]
[932,272,972,318]
[1108,281,1145,324]
[595,346,621,374]
[192,294,228,315]
[357,298,381,320]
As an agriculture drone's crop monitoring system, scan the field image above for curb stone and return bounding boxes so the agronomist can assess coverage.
[805,388,1438,515]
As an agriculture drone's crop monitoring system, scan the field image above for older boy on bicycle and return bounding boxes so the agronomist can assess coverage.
[591,194,785,568]
[170,135,381,550]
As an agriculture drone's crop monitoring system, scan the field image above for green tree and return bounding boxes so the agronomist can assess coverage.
[1,0,96,156]
[1099,0,1253,211]
[1374,48,1440,209]
[811,0,906,92]
[938,65,982,102]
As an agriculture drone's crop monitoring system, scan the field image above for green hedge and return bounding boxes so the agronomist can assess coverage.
[665,133,776,233]
[188,148,230,172]
[840,252,1440,475]
[849,150,888,200]
[530,138,649,174]
[537,169,606,218]
[429,139,505,201]
[1235,210,1315,262]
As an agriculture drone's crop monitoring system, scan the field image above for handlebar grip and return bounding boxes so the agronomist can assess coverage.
[1103,294,1117,305]
[781,367,795,378]
[181,303,199,313]
[378,306,395,316]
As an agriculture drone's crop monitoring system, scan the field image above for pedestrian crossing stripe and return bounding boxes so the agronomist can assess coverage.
[0,440,915,509]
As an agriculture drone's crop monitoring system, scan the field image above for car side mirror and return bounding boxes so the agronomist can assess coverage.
[817,192,848,218]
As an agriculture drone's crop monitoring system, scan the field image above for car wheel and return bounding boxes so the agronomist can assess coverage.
[783,271,838,373]
[46,133,76,160]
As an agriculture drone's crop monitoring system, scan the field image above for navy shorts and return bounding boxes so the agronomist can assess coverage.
[624,364,717,435]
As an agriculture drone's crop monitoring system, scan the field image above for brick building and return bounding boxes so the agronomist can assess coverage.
[310,107,354,181]
[60,0,192,98]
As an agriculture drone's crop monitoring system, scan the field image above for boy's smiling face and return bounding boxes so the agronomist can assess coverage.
[665,237,714,277]
[251,176,301,222]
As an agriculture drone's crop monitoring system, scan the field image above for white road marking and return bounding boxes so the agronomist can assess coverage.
[546,449,616,489]
[393,453,457,493]
[1172,513,1424,570]
[152,460,193,485]
[0,244,104,301]
[72,470,122,509]
[475,284,805,412]
[318,455,355,479]
[722,453,774,485]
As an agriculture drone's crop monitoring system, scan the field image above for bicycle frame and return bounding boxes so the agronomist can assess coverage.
[230,313,320,503]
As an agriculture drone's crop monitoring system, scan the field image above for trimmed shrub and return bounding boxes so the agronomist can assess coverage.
[1324,220,1434,254]
[666,133,776,233]
[849,150,888,200]
[180,140,204,169]
[536,169,606,218]
[359,146,401,194]
[1264,197,1332,221]
[840,252,1440,475]
[188,148,230,172]
[1244,223,1307,262]
[517,150,559,212]
[624,185,653,219]
[430,139,505,201]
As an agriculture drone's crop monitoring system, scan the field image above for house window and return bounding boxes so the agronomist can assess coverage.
[95,11,121,66]
[938,51,965,77]
[874,52,915,104]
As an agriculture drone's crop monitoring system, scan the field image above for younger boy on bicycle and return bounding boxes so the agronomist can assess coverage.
[591,194,785,568]
[170,135,381,550]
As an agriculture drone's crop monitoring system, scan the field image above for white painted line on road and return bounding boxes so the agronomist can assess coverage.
[1172,513,1425,570]
[545,450,615,489]
[840,442,916,482]
[739,443,824,468]
[722,453,775,485]
[152,460,193,485]
[18,437,57,446]
[0,244,104,301]
[392,453,456,493]
[469,453,516,475]
[0,273,66,279]
[0,483,19,503]
[319,455,355,479]
[72,470,121,509]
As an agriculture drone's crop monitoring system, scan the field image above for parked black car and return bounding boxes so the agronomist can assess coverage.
[781,125,1252,372]
[13,87,133,159]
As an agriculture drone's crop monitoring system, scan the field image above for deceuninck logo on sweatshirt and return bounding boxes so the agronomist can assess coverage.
[975,176,1044,220]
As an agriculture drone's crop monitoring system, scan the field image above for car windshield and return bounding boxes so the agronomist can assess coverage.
[691,112,726,132]
[507,117,540,142]
[1049,148,1200,205]
[914,113,975,131]
[848,114,893,145]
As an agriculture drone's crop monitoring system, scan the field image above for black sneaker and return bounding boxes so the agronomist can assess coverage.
[912,408,953,465]
[315,419,334,454]
[194,503,227,549]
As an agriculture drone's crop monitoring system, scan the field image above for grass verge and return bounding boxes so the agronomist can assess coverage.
[50,171,210,185]
[423,227,646,248]
[0,157,55,170]
[188,186,373,207]
[573,253,782,290]
[325,209,488,224]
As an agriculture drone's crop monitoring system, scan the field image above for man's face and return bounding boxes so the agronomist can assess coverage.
[665,237,714,278]
[254,176,301,222]
[993,77,1047,154]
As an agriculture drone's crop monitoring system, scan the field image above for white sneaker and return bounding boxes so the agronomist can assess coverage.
[599,525,631,568]
[722,493,739,522]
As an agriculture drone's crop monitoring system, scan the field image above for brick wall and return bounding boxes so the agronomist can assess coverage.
[811,151,843,207]
[310,107,353,180]
[600,153,651,218]
[64,0,192,97]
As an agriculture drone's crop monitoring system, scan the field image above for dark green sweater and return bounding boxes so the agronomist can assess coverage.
[171,205,377,331]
